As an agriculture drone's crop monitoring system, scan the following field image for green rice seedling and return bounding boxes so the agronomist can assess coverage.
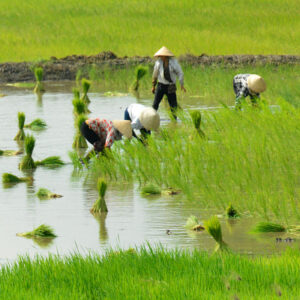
[33,67,45,93]
[14,112,26,141]
[73,88,80,100]
[189,110,205,138]
[17,224,56,238]
[141,184,161,195]
[0,150,3,155]
[24,118,47,131]
[81,78,91,104]
[73,98,88,116]
[36,188,62,199]
[2,173,32,184]
[35,156,64,167]
[19,134,36,170]
[204,216,229,252]
[185,215,205,231]
[73,115,88,149]
[90,178,108,214]
[252,222,286,233]
[0,149,23,156]
[226,203,239,218]
[131,65,148,91]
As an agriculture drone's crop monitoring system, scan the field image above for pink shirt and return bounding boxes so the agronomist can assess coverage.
[86,118,119,148]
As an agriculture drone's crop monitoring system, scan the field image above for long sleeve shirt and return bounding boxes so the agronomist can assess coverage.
[127,103,145,130]
[152,58,184,86]
[233,74,260,100]
[86,118,121,148]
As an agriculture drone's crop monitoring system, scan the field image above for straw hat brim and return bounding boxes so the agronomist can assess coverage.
[140,108,160,131]
[247,75,267,94]
[112,120,132,139]
[154,46,174,57]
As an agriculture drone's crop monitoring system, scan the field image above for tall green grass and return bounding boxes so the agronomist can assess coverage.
[0,248,299,299]
[0,0,299,62]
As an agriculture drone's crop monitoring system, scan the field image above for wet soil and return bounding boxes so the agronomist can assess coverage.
[0,52,299,83]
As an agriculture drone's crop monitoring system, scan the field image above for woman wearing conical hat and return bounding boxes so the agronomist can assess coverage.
[233,74,267,108]
[152,46,186,118]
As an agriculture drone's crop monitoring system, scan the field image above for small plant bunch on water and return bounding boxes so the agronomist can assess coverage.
[0,149,23,156]
[14,112,26,141]
[226,203,239,218]
[204,216,229,252]
[19,134,36,170]
[2,173,32,185]
[141,183,161,195]
[131,65,148,92]
[189,110,205,138]
[24,118,47,131]
[73,115,88,149]
[185,215,205,231]
[73,98,88,116]
[17,224,56,238]
[33,67,45,93]
[35,156,64,168]
[252,222,286,233]
[91,178,108,214]
[36,188,63,200]
[81,78,91,104]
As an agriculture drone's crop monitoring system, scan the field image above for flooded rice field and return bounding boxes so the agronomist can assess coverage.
[0,82,298,262]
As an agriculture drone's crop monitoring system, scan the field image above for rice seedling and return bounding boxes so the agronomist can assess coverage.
[33,67,45,93]
[0,149,23,156]
[14,112,26,141]
[185,215,205,231]
[131,65,148,92]
[36,188,62,199]
[189,110,205,138]
[73,115,88,149]
[73,88,80,100]
[24,118,47,131]
[90,178,108,214]
[35,156,64,167]
[72,98,88,116]
[2,173,32,184]
[141,184,161,195]
[81,78,91,104]
[19,134,36,170]
[204,216,229,252]
[17,224,56,238]
[252,222,286,233]
[226,203,239,218]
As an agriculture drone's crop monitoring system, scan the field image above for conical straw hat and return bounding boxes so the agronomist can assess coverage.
[140,108,160,131]
[154,46,174,57]
[112,120,132,139]
[247,75,266,93]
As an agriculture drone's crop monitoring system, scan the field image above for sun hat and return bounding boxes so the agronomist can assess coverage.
[247,75,267,94]
[139,108,160,131]
[154,46,174,57]
[112,120,132,139]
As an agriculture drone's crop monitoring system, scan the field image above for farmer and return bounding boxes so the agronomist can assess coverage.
[152,46,186,118]
[80,119,132,152]
[124,103,160,138]
[233,74,267,108]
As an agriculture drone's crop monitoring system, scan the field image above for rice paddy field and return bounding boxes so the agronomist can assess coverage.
[0,0,300,62]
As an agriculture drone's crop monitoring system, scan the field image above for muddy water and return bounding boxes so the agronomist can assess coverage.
[0,82,297,262]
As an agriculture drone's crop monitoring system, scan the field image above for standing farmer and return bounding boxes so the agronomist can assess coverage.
[80,119,132,153]
[152,46,186,118]
[233,74,267,108]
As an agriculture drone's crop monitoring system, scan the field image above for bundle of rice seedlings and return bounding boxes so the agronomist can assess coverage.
[162,188,181,195]
[73,88,80,100]
[131,65,148,91]
[24,118,47,131]
[36,188,62,199]
[252,222,286,233]
[226,203,239,218]
[0,149,23,156]
[90,178,108,214]
[14,112,26,141]
[81,78,91,104]
[141,184,161,195]
[35,156,64,167]
[204,216,229,252]
[19,134,36,170]
[2,173,32,184]
[73,115,88,149]
[73,98,88,116]
[190,110,205,138]
[184,215,205,231]
[33,67,45,93]
[17,224,56,238]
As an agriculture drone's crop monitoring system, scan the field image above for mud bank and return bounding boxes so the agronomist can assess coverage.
[0,52,299,83]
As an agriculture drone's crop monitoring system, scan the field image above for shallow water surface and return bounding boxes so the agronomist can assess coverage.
[0,82,298,262]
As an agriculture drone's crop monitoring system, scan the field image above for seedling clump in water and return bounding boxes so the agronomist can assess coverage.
[73,115,88,149]
[131,65,147,92]
[17,224,56,238]
[14,112,26,141]
[185,215,205,231]
[189,110,205,138]
[91,178,108,214]
[226,203,239,218]
[2,173,32,184]
[33,67,45,93]
[35,156,64,167]
[252,222,286,233]
[141,184,161,195]
[24,118,47,131]
[36,188,63,199]
[19,134,36,170]
[81,78,91,104]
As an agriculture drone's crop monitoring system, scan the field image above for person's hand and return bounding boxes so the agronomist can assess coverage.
[181,85,186,93]
[151,86,156,94]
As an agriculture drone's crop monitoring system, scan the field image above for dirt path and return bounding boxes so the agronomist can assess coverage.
[0,52,299,83]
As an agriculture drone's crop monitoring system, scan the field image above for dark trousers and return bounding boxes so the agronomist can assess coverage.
[124,107,150,138]
[80,122,100,145]
[152,83,178,118]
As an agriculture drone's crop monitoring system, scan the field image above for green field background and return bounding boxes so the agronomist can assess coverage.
[0,0,299,62]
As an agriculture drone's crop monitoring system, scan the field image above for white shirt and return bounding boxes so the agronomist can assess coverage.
[152,58,184,86]
[127,103,146,130]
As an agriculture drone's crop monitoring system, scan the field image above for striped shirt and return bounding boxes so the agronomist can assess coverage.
[233,74,260,100]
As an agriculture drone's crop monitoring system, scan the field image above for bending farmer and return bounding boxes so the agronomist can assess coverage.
[124,103,160,139]
[80,119,132,152]
[152,46,186,118]
[233,74,266,108]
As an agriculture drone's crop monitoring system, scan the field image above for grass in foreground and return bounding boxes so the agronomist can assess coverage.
[0,248,300,299]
